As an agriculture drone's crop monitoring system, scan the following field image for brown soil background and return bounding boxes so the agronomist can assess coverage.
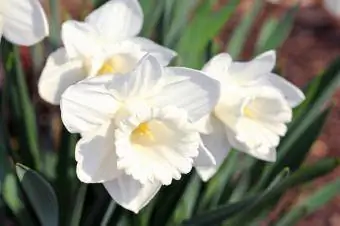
[12,0,340,225]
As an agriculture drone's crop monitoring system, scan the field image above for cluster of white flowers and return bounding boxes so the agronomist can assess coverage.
[4,0,305,213]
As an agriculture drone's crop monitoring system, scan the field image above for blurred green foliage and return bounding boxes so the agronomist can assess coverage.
[1,0,340,225]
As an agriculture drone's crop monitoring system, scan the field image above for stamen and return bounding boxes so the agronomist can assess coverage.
[243,106,254,118]
[98,57,119,75]
[131,122,155,142]
[83,55,129,76]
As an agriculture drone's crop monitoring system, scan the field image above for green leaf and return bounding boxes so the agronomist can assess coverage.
[135,195,157,226]
[2,173,36,226]
[168,174,202,225]
[163,0,176,35]
[293,57,340,121]
[227,173,251,203]
[1,42,40,169]
[55,127,78,225]
[48,0,62,46]
[255,5,298,54]
[266,168,290,190]
[255,18,279,53]
[182,196,257,226]
[140,0,165,38]
[176,0,240,68]
[69,184,88,226]
[225,158,340,225]
[164,0,199,47]
[16,163,59,226]
[82,185,111,226]
[227,0,264,58]
[197,151,239,211]
[100,201,117,226]
[275,179,340,226]
[151,173,192,226]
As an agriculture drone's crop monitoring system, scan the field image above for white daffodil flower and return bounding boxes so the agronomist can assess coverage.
[0,0,49,46]
[38,0,176,105]
[60,55,219,213]
[196,50,305,181]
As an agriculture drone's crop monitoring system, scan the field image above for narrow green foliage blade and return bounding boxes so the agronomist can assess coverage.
[227,0,264,58]
[255,5,298,54]
[275,179,340,226]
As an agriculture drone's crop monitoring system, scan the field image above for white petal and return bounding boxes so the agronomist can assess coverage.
[82,40,147,77]
[202,53,232,81]
[151,67,220,122]
[242,86,293,123]
[60,75,120,134]
[2,0,48,46]
[228,50,276,84]
[114,106,199,186]
[267,74,305,107]
[76,121,121,183]
[194,114,214,134]
[225,126,277,162]
[194,144,216,170]
[61,21,102,59]
[235,118,280,148]
[195,116,231,181]
[106,54,163,99]
[126,37,177,66]
[85,0,143,41]
[38,48,85,105]
[249,146,277,162]
[104,174,161,213]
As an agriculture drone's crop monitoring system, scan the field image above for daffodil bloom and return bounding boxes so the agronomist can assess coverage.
[38,0,176,105]
[0,0,48,45]
[196,51,305,181]
[60,55,219,213]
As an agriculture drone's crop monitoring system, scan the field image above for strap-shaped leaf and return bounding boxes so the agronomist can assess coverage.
[176,0,240,68]
[69,184,87,226]
[183,167,289,226]
[227,0,264,58]
[151,173,192,226]
[168,174,202,225]
[16,164,59,226]
[275,179,340,226]
[182,196,257,226]
[164,0,199,47]
[197,151,239,212]
[255,5,298,54]
[225,158,340,226]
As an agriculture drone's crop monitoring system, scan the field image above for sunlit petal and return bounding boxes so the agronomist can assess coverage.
[38,48,85,105]
[104,174,161,213]
[2,0,48,45]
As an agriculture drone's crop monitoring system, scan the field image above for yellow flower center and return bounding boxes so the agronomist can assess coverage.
[243,106,254,118]
[83,54,131,76]
[97,55,128,76]
[130,122,155,143]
